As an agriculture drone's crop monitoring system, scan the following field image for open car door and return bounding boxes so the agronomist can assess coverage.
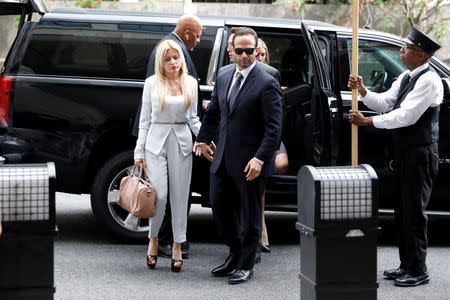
[0,0,48,31]
[299,21,338,166]
[265,23,340,210]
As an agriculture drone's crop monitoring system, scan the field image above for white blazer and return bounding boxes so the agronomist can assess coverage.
[134,75,201,158]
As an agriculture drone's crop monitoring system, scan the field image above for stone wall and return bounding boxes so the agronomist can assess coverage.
[1,1,449,69]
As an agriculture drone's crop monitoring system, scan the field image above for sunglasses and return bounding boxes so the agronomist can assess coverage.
[234,48,255,55]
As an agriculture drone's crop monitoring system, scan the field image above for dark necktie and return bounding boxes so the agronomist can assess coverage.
[228,72,243,111]
[394,73,411,109]
[399,73,410,94]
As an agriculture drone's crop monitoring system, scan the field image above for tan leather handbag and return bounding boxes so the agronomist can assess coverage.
[117,165,156,218]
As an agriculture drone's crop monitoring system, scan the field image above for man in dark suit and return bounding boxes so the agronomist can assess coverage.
[197,27,282,284]
[132,14,202,259]
[219,28,282,264]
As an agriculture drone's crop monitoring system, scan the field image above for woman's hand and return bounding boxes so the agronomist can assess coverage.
[134,158,146,168]
[193,142,202,156]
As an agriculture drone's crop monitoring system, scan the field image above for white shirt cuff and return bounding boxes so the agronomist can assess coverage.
[254,157,264,165]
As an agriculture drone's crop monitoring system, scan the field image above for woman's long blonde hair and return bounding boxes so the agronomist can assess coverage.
[257,38,270,65]
[153,40,197,112]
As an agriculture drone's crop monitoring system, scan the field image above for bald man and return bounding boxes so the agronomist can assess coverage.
[132,14,202,259]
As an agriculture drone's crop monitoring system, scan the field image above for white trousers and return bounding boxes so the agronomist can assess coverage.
[145,129,192,243]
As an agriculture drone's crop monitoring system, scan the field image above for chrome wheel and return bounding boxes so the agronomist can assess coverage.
[106,165,149,233]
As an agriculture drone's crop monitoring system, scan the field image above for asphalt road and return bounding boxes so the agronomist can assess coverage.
[54,193,450,300]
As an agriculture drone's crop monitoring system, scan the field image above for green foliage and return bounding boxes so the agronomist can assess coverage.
[74,0,102,9]
[140,0,159,11]
[432,19,448,40]
[107,0,119,10]
[274,0,448,43]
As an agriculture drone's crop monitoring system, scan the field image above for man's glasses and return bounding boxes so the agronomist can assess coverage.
[234,48,255,55]
[402,43,423,52]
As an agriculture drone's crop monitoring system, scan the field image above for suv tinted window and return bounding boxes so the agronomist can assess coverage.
[189,26,218,84]
[19,21,217,83]
[347,39,406,92]
[19,22,174,79]
[254,31,311,88]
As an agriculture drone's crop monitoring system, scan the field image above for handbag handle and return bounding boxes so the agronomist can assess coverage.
[131,164,150,181]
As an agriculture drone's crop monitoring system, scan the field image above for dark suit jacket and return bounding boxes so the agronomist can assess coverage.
[218,61,281,84]
[132,32,198,136]
[197,63,283,177]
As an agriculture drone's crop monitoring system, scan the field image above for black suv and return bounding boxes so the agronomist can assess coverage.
[1,1,450,240]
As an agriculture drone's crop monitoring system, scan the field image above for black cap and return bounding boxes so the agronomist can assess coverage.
[403,27,441,56]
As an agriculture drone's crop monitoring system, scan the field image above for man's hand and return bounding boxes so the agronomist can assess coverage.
[210,143,216,153]
[348,75,367,97]
[349,109,373,126]
[199,143,215,162]
[244,158,262,181]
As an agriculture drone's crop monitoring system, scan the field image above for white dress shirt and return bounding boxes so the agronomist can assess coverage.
[361,62,443,129]
[134,76,201,159]
[227,61,257,99]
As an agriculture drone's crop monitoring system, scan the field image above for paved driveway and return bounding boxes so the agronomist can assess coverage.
[54,193,450,300]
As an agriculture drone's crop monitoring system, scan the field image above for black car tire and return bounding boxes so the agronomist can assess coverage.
[91,150,148,241]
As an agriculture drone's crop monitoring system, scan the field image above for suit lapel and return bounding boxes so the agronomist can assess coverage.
[220,67,235,116]
[229,65,258,116]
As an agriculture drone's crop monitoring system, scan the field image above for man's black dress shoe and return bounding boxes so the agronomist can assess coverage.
[158,244,172,258]
[158,244,189,259]
[383,268,406,280]
[394,272,430,287]
[228,269,253,284]
[211,253,238,277]
[261,244,271,253]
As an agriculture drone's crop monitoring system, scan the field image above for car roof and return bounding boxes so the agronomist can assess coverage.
[43,8,343,30]
[41,8,416,50]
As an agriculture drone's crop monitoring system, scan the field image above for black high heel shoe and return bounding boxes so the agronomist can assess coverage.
[147,254,158,269]
[171,259,183,272]
[261,244,271,253]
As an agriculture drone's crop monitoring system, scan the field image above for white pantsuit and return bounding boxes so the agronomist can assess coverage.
[134,75,201,243]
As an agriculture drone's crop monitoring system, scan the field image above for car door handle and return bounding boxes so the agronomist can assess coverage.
[304,113,312,121]
[358,110,381,116]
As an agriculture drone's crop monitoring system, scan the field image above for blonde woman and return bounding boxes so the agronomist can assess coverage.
[256,38,270,64]
[134,40,201,272]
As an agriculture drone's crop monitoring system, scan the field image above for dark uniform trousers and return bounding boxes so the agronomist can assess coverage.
[393,142,439,275]
[210,161,265,270]
[391,67,440,276]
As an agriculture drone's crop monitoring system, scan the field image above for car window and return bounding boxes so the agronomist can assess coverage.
[18,22,173,80]
[189,26,218,85]
[257,31,311,88]
[347,39,406,93]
